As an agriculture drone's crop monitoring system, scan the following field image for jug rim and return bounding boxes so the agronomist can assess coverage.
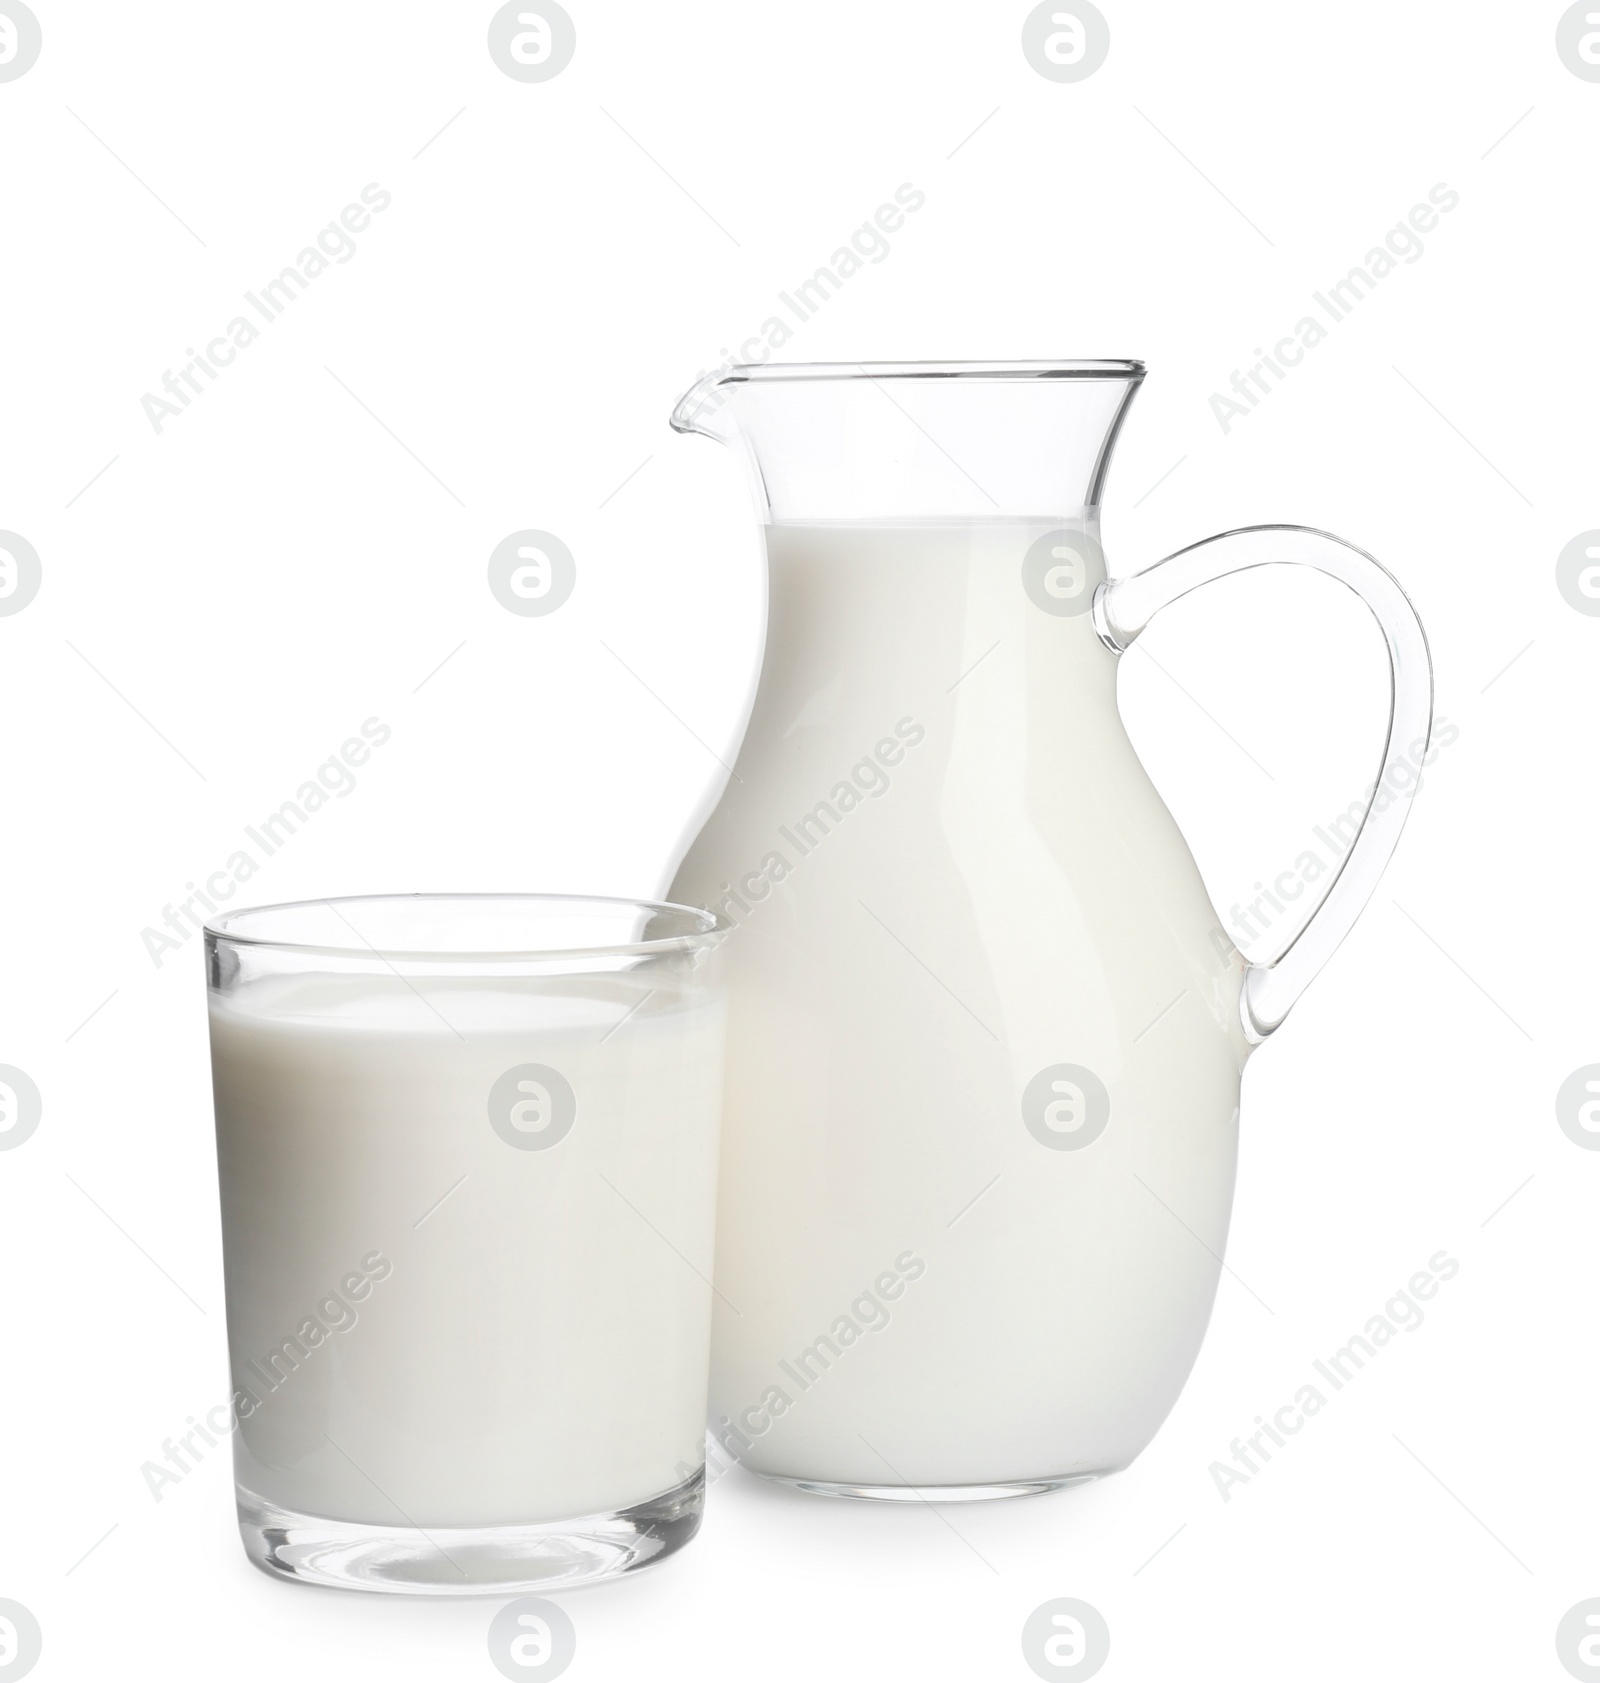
[703,359,1144,384]
[671,360,1147,434]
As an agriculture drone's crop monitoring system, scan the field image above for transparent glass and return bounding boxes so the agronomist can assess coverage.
[205,894,727,1592]
[666,361,1432,1499]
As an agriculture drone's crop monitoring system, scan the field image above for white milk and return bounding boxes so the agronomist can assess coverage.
[210,975,725,1527]
[668,522,1250,1489]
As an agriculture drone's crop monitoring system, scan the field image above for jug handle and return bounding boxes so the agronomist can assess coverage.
[1092,523,1433,1044]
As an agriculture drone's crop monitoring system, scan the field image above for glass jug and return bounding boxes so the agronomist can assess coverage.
[664,360,1431,1499]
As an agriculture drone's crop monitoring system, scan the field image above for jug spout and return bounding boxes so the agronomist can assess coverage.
[669,368,739,443]
[667,360,1145,522]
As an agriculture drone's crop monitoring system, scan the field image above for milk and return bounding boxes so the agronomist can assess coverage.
[210,974,725,1528]
[668,522,1250,1489]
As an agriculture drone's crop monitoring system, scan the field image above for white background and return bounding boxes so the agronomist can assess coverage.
[1,2,1596,1678]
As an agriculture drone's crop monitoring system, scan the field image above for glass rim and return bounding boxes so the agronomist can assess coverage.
[204,892,730,963]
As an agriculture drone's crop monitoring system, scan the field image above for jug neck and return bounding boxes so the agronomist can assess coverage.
[671,360,1145,524]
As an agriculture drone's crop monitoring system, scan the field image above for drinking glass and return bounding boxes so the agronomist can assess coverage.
[205,893,727,1593]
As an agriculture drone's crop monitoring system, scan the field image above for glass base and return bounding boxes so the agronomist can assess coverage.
[759,1472,1104,1502]
[237,1468,703,1595]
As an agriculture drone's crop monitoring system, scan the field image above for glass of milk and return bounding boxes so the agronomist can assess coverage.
[204,893,727,1594]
